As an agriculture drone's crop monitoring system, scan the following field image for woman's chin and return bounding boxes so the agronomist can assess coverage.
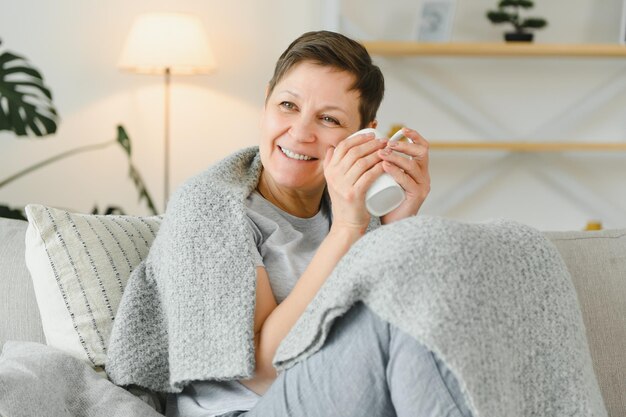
[260,150,326,193]
[266,165,323,193]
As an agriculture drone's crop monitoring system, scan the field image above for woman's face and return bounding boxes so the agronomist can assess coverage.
[259,61,369,195]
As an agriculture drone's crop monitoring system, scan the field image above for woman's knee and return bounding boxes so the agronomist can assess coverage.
[326,302,391,349]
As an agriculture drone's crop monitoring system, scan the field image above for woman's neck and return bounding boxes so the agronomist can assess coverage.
[257,170,324,218]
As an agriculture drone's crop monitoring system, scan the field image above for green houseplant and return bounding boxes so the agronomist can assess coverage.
[487,0,548,42]
[0,39,58,136]
[0,39,157,219]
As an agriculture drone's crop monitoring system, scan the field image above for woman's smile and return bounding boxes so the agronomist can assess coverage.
[278,145,318,161]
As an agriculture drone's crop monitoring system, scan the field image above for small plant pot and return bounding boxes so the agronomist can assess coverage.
[504,32,534,42]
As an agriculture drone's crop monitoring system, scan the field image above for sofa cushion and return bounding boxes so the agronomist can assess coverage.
[0,218,45,346]
[545,229,626,417]
[24,204,162,369]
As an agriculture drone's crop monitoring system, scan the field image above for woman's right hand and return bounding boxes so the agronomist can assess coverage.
[323,131,388,234]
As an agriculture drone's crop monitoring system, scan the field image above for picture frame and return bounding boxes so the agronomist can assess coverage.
[414,0,457,42]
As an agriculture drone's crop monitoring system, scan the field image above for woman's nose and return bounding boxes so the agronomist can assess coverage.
[289,116,316,143]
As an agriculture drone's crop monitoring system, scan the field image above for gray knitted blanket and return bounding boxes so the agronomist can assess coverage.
[275,216,607,416]
[106,147,606,416]
[107,147,265,390]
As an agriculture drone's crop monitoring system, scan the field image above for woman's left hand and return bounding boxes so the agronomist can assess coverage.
[378,127,431,225]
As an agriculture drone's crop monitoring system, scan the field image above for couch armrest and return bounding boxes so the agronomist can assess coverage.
[546,229,626,417]
[0,217,45,347]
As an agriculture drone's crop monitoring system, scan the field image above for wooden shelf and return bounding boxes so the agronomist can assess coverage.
[364,41,626,152]
[429,141,626,152]
[362,41,626,58]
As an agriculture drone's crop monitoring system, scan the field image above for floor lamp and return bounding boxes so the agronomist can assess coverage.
[118,13,216,212]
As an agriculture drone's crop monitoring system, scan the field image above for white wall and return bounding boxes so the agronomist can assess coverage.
[1,0,625,230]
[0,0,320,215]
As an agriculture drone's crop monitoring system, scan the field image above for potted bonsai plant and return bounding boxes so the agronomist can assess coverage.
[486,0,548,42]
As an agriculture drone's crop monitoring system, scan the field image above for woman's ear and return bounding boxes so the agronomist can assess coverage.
[368,120,378,129]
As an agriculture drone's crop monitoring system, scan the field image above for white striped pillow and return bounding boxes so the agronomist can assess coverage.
[24,204,162,369]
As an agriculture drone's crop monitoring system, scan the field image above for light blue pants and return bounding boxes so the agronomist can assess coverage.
[224,302,473,417]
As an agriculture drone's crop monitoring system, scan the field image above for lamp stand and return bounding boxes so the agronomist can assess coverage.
[164,67,171,212]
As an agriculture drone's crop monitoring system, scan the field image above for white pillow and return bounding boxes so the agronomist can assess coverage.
[24,204,162,369]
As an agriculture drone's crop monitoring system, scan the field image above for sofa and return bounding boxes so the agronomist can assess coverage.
[0,214,625,416]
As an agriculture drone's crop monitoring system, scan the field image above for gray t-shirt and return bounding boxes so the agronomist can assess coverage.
[166,191,331,417]
[245,190,331,303]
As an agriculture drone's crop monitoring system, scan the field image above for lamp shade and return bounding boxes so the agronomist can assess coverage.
[118,13,216,74]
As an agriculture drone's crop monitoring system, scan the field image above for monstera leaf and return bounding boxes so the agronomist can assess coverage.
[0,39,59,136]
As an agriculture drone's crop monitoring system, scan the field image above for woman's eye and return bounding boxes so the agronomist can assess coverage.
[322,115,340,126]
[280,101,296,110]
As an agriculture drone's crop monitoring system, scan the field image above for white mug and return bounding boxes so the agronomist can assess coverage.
[346,128,409,217]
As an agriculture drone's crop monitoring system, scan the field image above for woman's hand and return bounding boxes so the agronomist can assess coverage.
[378,127,431,225]
[323,131,388,233]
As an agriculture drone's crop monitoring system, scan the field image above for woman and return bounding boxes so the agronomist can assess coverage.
[164,31,470,417]
[106,30,472,417]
